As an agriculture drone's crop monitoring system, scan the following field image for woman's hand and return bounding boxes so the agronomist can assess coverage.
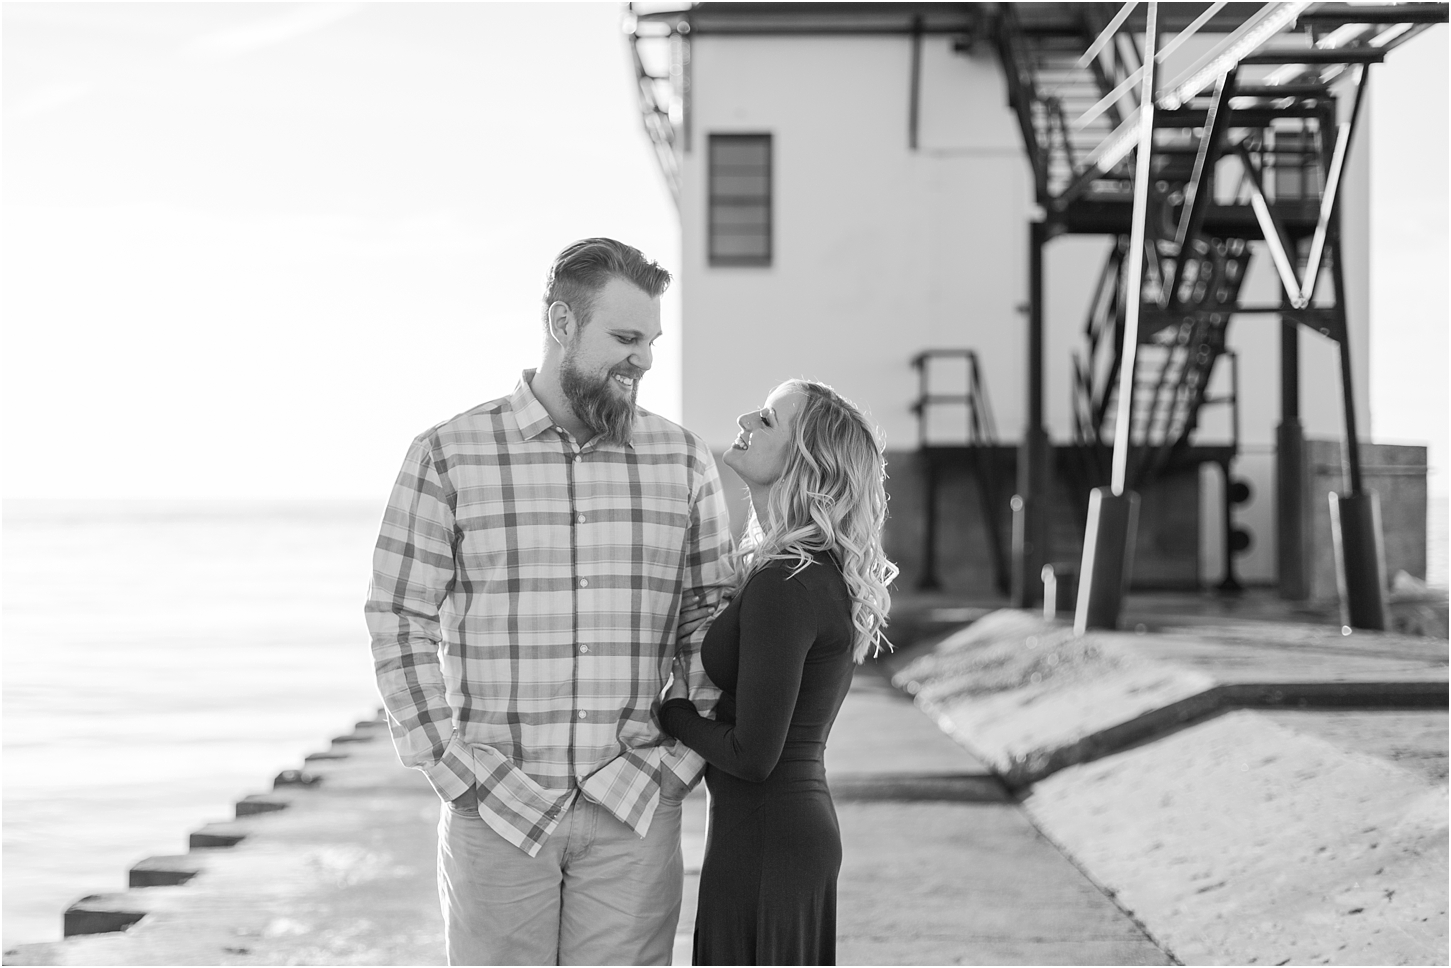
[664,655,689,702]
[678,593,716,639]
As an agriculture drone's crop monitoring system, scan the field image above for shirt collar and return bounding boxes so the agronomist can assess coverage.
[511,370,558,441]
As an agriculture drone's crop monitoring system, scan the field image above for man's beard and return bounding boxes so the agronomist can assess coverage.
[559,351,640,446]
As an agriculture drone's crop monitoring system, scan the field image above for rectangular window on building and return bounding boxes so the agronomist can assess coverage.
[709,134,772,266]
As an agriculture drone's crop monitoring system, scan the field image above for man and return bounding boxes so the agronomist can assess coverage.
[365,238,731,965]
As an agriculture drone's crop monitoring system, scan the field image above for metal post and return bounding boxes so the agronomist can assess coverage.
[1012,220,1050,607]
[1277,308,1308,599]
[909,15,924,151]
[920,454,941,590]
[1328,227,1386,629]
[1075,1,1157,634]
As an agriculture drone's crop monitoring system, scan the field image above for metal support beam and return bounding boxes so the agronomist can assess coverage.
[1238,48,1386,65]
[1109,12,1157,497]
[1328,200,1386,629]
[1076,1,1138,71]
[1172,67,1237,258]
[920,456,941,590]
[1331,232,1364,497]
[1234,141,1307,307]
[1277,310,1308,600]
[1012,220,1050,607]
[909,15,923,150]
[1076,1,1158,633]
[1299,5,1449,25]
[1300,65,1369,305]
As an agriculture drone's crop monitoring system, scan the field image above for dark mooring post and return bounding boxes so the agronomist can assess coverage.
[1277,308,1309,600]
[1329,233,1387,629]
[1012,219,1050,607]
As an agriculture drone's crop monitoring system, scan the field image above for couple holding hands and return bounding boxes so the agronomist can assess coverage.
[366,238,896,966]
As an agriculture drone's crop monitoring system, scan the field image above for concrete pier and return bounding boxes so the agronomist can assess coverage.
[5,596,1445,966]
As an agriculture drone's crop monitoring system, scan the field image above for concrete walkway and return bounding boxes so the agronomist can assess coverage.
[677,668,1172,965]
[6,668,1172,966]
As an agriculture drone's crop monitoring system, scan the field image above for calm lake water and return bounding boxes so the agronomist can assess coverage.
[2,501,385,948]
[2,496,1446,949]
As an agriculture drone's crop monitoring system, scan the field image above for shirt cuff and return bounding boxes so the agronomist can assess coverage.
[421,734,474,802]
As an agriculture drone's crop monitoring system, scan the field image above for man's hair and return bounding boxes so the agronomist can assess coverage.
[542,238,671,327]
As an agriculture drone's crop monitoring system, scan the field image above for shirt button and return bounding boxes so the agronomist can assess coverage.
[579,644,589,654]
[573,455,582,464]
[577,710,587,720]
[577,513,586,524]
[578,578,588,588]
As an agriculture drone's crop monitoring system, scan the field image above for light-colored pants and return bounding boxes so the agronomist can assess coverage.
[438,794,684,966]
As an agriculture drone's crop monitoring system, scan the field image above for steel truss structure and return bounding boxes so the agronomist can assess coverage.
[624,2,1447,625]
[992,1,1445,626]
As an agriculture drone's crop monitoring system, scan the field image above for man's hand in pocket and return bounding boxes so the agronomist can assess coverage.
[450,784,478,810]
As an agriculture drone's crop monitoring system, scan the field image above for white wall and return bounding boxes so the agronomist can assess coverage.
[679,35,1035,452]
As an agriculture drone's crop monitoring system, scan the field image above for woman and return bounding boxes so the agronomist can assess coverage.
[659,379,898,966]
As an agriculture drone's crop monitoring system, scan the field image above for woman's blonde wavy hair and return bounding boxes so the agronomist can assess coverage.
[732,380,899,663]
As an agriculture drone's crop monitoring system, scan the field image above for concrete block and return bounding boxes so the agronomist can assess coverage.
[128,855,204,888]
[1308,440,1428,602]
[1024,709,1449,966]
[272,769,322,788]
[234,794,289,818]
[187,822,248,849]
[62,895,146,937]
[329,732,375,745]
[889,609,1449,789]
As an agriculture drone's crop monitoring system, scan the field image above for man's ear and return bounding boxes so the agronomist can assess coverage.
[546,301,575,347]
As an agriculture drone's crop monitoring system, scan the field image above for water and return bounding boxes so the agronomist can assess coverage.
[2,501,386,949]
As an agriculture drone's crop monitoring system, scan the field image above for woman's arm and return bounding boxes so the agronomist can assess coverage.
[659,567,817,782]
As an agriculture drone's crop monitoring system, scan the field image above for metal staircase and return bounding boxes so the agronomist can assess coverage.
[994,4,1442,462]
[989,1,1448,608]
[997,4,1140,202]
[1070,230,1248,493]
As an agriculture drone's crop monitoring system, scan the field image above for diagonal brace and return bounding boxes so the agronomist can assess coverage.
[1233,141,1307,308]
[1299,64,1370,306]
[1173,67,1238,258]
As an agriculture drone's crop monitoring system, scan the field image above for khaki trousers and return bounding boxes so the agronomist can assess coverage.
[438,794,684,966]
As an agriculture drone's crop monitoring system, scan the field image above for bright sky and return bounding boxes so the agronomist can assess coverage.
[1368,24,1449,496]
[2,2,680,501]
[2,5,1446,501]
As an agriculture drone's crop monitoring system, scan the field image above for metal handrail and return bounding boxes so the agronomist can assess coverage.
[910,349,999,449]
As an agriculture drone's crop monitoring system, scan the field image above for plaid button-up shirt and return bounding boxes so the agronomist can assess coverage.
[366,371,732,856]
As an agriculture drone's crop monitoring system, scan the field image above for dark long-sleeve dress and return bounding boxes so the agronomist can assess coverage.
[659,552,855,966]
